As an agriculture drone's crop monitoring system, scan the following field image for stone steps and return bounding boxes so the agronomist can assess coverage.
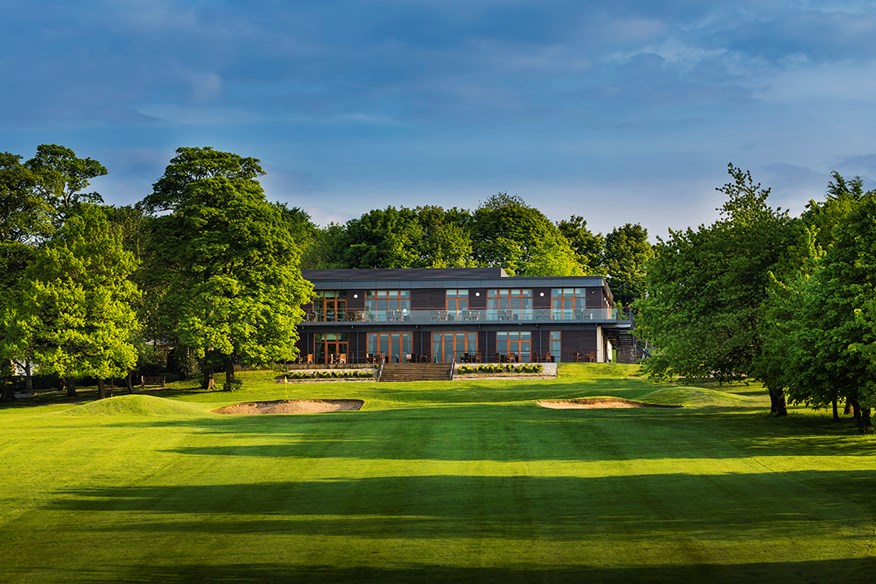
[379,363,453,382]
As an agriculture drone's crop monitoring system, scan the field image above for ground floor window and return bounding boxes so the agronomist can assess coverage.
[496,331,531,363]
[432,332,478,363]
[367,332,412,363]
[314,333,348,364]
[550,331,561,363]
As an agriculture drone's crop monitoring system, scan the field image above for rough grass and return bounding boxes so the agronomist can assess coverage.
[1,364,875,583]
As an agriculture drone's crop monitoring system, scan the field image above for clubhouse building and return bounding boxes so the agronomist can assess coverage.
[297,268,634,365]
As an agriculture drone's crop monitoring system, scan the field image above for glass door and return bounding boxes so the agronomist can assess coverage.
[315,333,349,364]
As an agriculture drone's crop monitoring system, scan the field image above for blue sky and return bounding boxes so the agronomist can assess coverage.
[3,0,876,237]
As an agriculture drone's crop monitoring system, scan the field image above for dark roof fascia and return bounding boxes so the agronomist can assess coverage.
[302,268,508,281]
[306,275,607,290]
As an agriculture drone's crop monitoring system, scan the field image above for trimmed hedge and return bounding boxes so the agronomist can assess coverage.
[285,370,376,380]
[456,364,544,375]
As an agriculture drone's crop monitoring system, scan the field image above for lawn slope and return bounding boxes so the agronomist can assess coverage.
[0,364,874,583]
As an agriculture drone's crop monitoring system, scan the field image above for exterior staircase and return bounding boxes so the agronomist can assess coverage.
[614,331,645,364]
[379,362,453,382]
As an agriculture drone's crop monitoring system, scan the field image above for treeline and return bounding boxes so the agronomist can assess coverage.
[295,193,654,306]
[636,164,876,431]
[1,144,651,401]
[1,145,312,401]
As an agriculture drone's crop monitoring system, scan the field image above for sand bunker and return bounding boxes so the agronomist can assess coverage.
[537,397,680,409]
[215,399,364,415]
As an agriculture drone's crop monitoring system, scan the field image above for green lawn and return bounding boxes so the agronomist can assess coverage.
[2,364,875,583]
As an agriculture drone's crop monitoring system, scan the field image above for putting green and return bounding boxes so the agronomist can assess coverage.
[1,365,874,583]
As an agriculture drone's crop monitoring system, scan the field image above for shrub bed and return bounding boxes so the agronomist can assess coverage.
[284,370,376,380]
[457,363,544,375]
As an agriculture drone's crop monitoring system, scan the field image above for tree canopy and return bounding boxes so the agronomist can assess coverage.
[635,164,794,387]
[145,146,312,389]
[4,205,140,398]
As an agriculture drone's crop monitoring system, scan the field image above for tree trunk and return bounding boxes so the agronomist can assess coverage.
[24,360,33,393]
[97,379,106,400]
[768,386,788,417]
[849,399,872,433]
[225,357,235,384]
[201,366,212,390]
[126,372,134,394]
[832,399,839,422]
[65,377,77,397]
[0,380,16,403]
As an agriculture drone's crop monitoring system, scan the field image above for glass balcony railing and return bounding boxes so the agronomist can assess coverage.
[302,308,631,324]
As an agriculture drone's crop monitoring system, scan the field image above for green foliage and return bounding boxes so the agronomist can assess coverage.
[25,144,107,213]
[342,206,425,268]
[557,215,605,275]
[4,205,140,385]
[143,146,264,213]
[516,232,584,277]
[601,223,653,306]
[285,369,375,380]
[752,173,876,425]
[144,147,312,378]
[457,363,543,374]
[636,164,793,383]
[0,152,54,244]
[334,205,475,269]
[471,193,564,275]
[223,378,243,392]
[779,192,876,426]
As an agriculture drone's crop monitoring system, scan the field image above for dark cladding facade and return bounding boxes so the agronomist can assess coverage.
[297,268,632,365]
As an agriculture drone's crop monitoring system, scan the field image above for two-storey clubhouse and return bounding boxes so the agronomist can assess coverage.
[297,268,633,365]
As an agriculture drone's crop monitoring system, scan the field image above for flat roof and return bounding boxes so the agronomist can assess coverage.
[302,269,612,301]
[302,268,508,280]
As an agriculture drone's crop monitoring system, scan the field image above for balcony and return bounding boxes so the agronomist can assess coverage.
[300,308,632,325]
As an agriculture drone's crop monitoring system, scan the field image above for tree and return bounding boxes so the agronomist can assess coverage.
[414,206,475,268]
[471,193,560,275]
[143,147,312,389]
[25,144,107,216]
[601,223,653,306]
[302,223,349,269]
[341,207,425,268]
[780,191,876,430]
[636,164,794,393]
[558,215,604,274]
[0,152,54,400]
[517,232,585,277]
[4,205,140,398]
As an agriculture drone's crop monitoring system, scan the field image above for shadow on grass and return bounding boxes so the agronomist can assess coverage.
[26,558,876,584]
[116,402,874,462]
[48,470,876,540]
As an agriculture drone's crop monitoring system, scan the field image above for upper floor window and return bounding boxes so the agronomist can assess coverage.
[487,289,532,310]
[446,289,468,312]
[366,290,410,313]
[551,288,587,319]
[313,290,346,322]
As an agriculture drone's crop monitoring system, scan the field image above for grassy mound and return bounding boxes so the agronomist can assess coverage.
[63,394,209,417]
[642,385,763,407]
[558,363,643,380]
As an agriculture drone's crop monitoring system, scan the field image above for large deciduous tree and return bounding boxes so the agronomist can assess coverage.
[4,205,140,398]
[601,223,653,306]
[471,193,564,275]
[143,147,312,389]
[558,215,605,275]
[781,190,876,430]
[636,164,793,392]
[1,146,104,400]
[25,144,107,215]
